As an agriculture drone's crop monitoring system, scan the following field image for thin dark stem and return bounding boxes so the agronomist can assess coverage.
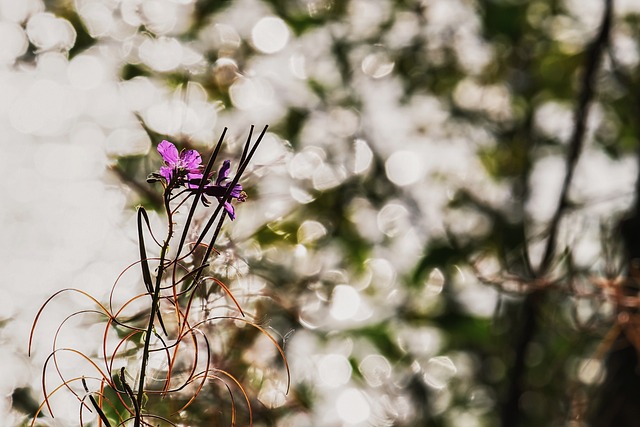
[175,128,228,261]
[82,378,112,427]
[134,191,174,427]
[120,368,140,423]
[190,125,265,255]
[192,125,268,286]
[238,124,254,169]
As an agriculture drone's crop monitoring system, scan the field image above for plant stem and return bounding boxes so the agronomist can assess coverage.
[134,192,173,427]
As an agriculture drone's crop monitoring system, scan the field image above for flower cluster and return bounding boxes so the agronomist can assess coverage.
[153,140,246,220]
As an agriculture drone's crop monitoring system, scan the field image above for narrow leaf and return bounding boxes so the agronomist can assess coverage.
[137,207,168,336]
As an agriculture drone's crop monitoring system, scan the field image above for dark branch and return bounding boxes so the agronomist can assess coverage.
[539,0,613,273]
[501,1,613,426]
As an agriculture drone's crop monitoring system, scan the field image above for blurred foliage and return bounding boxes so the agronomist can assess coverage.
[14,0,640,426]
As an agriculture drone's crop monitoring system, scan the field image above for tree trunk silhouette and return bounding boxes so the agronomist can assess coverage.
[590,217,640,426]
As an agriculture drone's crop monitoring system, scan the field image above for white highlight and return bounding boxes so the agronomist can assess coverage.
[77,2,113,37]
[257,379,287,408]
[424,356,457,389]
[318,354,352,388]
[385,150,423,186]
[251,16,290,54]
[0,0,44,23]
[353,139,373,174]
[68,54,106,90]
[139,36,183,72]
[330,285,360,321]
[26,13,76,50]
[297,220,327,244]
[361,52,394,78]
[229,76,274,110]
[336,388,371,424]
[359,354,391,387]
[0,22,28,64]
[10,79,72,135]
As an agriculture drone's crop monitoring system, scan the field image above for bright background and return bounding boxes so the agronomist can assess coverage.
[2,0,640,426]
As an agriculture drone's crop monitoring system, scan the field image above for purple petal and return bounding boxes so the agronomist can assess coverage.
[160,165,173,181]
[186,172,206,188]
[181,149,202,171]
[158,140,179,165]
[187,172,205,181]
[224,202,236,220]
[216,160,231,185]
[229,184,243,198]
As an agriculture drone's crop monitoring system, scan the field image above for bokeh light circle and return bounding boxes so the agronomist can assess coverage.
[318,354,352,388]
[336,388,371,424]
[385,150,423,186]
[0,22,28,63]
[330,285,361,320]
[251,16,290,54]
[26,12,76,50]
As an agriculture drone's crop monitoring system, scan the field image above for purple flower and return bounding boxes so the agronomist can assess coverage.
[196,160,246,220]
[154,140,246,220]
[157,140,203,185]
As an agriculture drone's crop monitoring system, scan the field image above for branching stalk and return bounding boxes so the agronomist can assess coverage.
[134,189,174,427]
